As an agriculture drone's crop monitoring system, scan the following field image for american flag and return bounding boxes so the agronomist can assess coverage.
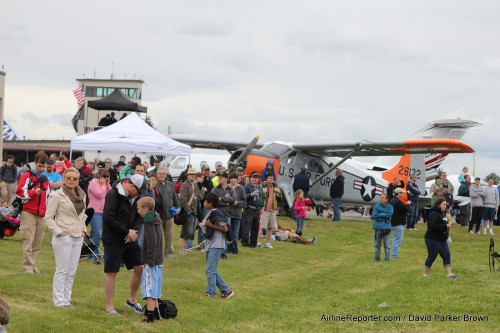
[73,84,86,106]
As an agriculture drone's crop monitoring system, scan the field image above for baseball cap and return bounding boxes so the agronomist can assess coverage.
[114,161,126,168]
[236,167,244,172]
[219,172,229,178]
[393,187,404,195]
[129,174,149,196]
[97,161,106,168]
[250,171,259,178]
[46,160,54,165]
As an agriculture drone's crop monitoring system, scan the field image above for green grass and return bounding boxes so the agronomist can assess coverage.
[1,217,498,333]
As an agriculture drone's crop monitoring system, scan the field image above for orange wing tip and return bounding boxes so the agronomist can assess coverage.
[400,139,474,153]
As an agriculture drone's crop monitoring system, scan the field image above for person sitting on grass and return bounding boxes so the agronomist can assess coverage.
[271,222,316,245]
[137,196,164,323]
[0,298,9,333]
[199,193,234,299]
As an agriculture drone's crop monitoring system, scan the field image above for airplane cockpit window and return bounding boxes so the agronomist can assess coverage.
[305,158,325,174]
[171,157,186,170]
[286,151,297,164]
[262,143,290,156]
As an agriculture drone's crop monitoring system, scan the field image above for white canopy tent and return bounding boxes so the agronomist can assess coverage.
[70,113,191,156]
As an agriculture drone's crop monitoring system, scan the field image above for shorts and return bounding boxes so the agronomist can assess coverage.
[141,265,163,300]
[261,211,277,229]
[103,242,143,273]
[483,207,496,221]
[180,213,196,240]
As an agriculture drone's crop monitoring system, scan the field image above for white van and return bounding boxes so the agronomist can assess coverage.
[161,152,229,182]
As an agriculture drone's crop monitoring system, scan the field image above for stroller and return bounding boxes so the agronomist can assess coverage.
[80,208,104,263]
[0,203,21,239]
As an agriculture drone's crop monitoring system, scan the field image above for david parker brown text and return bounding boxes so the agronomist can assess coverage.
[321,314,489,322]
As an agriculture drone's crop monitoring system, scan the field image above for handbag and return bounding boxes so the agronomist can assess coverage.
[174,183,195,226]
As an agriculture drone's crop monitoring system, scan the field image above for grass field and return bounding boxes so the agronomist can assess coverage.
[0,216,498,333]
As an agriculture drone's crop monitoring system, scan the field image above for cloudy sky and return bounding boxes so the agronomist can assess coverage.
[1,1,499,176]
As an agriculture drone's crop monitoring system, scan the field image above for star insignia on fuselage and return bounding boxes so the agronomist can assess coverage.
[353,176,384,202]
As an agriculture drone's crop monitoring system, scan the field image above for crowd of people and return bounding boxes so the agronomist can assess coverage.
[2,151,499,324]
[0,152,320,324]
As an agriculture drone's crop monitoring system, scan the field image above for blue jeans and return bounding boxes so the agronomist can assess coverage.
[391,225,405,258]
[374,229,391,261]
[88,213,103,260]
[227,218,241,254]
[205,248,230,297]
[407,203,418,229]
[296,217,305,235]
[332,197,342,221]
[424,238,451,268]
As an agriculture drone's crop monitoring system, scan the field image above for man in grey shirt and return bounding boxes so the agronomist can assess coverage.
[156,167,179,258]
[0,155,18,205]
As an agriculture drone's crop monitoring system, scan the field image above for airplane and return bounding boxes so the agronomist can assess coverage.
[170,119,477,215]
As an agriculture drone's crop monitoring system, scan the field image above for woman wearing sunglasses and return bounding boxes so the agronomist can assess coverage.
[45,167,87,307]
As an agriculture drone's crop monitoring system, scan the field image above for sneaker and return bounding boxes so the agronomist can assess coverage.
[469,230,475,234]
[310,237,317,245]
[265,243,273,249]
[107,309,119,316]
[447,274,461,279]
[125,300,143,315]
[205,293,216,298]
[24,270,34,274]
[490,229,494,235]
[475,231,481,235]
[221,290,234,299]
[484,229,487,235]
[220,254,228,260]
[411,228,418,231]
[257,242,263,247]
[422,274,430,277]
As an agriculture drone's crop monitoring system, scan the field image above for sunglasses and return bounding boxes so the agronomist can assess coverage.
[102,175,109,178]
[65,177,79,181]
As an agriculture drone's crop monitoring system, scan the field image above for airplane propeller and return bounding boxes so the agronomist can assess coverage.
[228,135,260,172]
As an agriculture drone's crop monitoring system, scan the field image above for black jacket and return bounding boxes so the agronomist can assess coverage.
[425,207,449,241]
[389,197,409,226]
[293,171,310,192]
[330,175,345,198]
[102,180,143,245]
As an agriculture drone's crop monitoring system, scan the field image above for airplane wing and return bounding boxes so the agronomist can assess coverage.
[290,139,474,157]
[168,134,264,152]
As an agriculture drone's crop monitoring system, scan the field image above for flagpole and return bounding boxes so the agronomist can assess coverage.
[0,70,6,161]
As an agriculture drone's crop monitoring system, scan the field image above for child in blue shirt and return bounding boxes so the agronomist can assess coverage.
[200,193,234,299]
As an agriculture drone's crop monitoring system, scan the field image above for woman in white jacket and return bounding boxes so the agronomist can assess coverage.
[45,168,87,307]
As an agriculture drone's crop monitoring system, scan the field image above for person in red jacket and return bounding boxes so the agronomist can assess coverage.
[16,151,51,274]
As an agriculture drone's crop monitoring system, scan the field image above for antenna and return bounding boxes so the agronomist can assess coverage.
[111,61,114,79]
[94,64,96,79]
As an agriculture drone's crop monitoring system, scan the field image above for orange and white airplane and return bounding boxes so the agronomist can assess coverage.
[170,119,477,213]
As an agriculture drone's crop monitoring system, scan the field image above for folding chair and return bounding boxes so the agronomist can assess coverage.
[489,238,500,272]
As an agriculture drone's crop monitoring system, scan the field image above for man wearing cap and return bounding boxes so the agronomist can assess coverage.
[430,176,443,197]
[241,171,264,248]
[42,160,62,191]
[211,166,227,188]
[211,171,236,258]
[456,175,471,226]
[0,155,18,205]
[179,168,200,256]
[330,169,345,221]
[406,173,421,230]
[389,187,411,258]
[156,167,179,258]
[102,174,149,316]
[469,177,485,234]
[114,161,126,180]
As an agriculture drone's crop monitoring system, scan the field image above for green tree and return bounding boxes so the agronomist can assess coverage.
[144,115,156,129]
[483,172,500,183]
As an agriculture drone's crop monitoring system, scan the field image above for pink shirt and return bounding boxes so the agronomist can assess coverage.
[87,178,111,213]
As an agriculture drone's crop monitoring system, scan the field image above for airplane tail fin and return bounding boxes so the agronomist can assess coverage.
[382,153,426,201]
[372,119,479,173]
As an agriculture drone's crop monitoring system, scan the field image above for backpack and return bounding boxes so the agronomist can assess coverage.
[158,299,177,319]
